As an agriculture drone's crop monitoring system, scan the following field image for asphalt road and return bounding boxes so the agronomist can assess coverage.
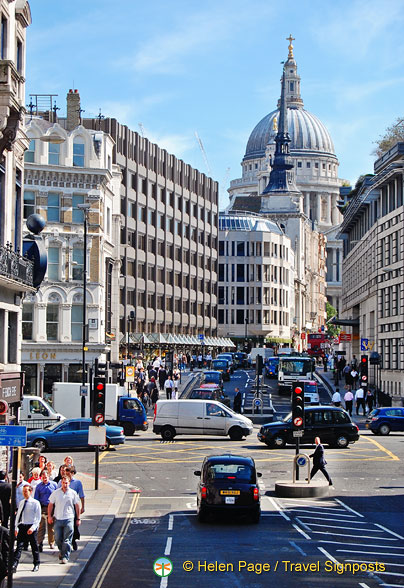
[45,369,404,588]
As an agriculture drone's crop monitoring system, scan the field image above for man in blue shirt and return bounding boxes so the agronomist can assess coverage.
[12,485,41,572]
[34,470,57,551]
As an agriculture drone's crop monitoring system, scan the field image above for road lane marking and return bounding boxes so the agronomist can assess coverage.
[298,516,368,524]
[349,561,404,567]
[268,497,290,521]
[282,509,355,517]
[313,531,396,539]
[320,540,404,548]
[292,523,311,540]
[335,498,364,517]
[337,551,404,557]
[307,523,383,532]
[90,492,139,588]
[289,541,307,556]
[168,515,173,530]
[164,537,172,556]
[375,523,404,540]
[362,435,400,460]
[318,546,339,564]
[295,517,311,532]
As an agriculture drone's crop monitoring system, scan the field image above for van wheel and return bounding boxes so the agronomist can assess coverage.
[32,439,47,452]
[271,435,286,449]
[122,423,135,436]
[161,426,176,441]
[229,427,243,441]
[335,435,349,448]
[378,424,390,435]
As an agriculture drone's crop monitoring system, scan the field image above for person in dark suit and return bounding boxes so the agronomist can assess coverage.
[0,471,11,528]
[309,437,333,486]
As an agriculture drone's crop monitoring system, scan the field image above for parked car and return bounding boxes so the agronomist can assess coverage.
[191,385,231,407]
[26,418,125,452]
[265,357,279,378]
[201,370,224,389]
[194,454,262,523]
[303,381,320,405]
[257,406,359,449]
[366,407,404,435]
[216,354,235,373]
[211,359,231,381]
[234,352,248,369]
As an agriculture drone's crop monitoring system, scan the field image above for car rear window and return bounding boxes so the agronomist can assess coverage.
[304,384,317,393]
[206,463,255,482]
[213,361,227,368]
[333,411,350,424]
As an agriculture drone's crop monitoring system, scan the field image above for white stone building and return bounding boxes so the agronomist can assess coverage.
[21,90,122,398]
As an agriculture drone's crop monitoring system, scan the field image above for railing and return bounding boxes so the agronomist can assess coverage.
[20,419,58,431]
[0,243,34,287]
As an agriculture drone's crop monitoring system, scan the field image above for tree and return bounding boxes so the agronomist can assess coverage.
[326,302,340,338]
[373,117,404,158]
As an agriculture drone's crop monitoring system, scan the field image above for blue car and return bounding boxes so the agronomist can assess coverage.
[366,407,404,435]
[26,418,125,451]
[265,357,279,378]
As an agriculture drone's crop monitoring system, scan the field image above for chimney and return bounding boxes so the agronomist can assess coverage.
[66,89,81,131]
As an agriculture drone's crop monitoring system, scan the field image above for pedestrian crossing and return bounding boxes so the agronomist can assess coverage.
[273,496,404,587]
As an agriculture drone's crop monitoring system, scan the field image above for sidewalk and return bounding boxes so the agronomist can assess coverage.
[315,367,370,428]
[10,473,125,587]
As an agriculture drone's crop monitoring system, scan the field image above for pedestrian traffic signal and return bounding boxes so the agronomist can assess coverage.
[92,377,106,425]
[292,382,305,431]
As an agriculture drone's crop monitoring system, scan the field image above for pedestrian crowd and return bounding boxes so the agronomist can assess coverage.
[0,453,85,578]
[331,354,375,416]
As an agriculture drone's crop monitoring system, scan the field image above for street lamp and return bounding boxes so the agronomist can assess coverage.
[77,202,91,417]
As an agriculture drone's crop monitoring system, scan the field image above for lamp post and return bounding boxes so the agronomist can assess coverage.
[77,202,91,417]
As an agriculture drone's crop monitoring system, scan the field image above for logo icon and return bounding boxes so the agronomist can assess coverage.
[153,557,173,577]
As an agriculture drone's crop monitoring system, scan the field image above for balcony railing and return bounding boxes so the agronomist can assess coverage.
[0,243,34,287]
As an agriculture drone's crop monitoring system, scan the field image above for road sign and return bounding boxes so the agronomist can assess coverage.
[94,414,104,425]
[293,430,304,437]
[254,398,262,408]
[339,333,352,342]
[0,425,27,447]
[199,334,204,340]
[296,455,308,467]
[126,366,135,382]
[80,386,88,397]
[293,416,303,427]
[361,338,375,351]
[88,425,107,446]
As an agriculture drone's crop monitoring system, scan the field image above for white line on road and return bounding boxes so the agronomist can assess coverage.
[375,523,404,540]
[168,515,173,531]
[295,517,312,532]
[334,498,364,518]
[160,578,168,588]
[308,523,384,532]
[289,541,307,556]
[337,551,404,557]
[282,508,354,517]
[267,497,290,521]
[320,541,404,550]
[318,547,339,564]
[164,537,172,556]
[292,523,311,540]
[313,531,397,539]
[347,560,404,567]
[358,584,371,588]
[297,516,368,524]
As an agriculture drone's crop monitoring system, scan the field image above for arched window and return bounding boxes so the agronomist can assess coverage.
[24,139,36,163]
[73,138,85,167]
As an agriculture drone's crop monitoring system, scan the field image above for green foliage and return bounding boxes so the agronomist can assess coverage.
[326,302,340,338]
[373,117,404,158]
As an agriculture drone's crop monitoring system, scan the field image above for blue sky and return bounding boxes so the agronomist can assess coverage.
[27,0,404,208]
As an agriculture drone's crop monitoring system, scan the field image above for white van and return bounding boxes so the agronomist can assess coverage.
[153,399,254,441]
[20,395,65,429]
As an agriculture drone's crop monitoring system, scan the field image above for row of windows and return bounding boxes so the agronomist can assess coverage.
[25,138,85,167]
[0,14,23,71]
[125,225,216,250]
[218,308,289,326]
[123,269,214,293]
[218,286,289,307]
[218,263,290,284]
[218,240,288,259]
[124,198,215,227]
[22,304,83,342]
[23,192,88,222]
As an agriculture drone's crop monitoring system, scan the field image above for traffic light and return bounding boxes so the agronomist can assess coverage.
[95,360,108,378]
[292,382,304,431]
[256,355,263,376]
[92,377,106,425]
[360,355,368,394]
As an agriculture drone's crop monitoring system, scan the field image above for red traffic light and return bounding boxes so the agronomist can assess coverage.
[96,383,105,391]
[0,400,8,415]
[294,387,303,395]
[361,357,367,363]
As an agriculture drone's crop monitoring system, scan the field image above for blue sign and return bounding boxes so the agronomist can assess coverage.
[199,334,204,340]
[0,425,27,447]
[296,455,307,467]
[254,398,262,408]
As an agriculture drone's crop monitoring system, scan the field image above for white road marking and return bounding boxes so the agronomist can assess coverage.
[313,531,396,539]
[307,523,383,532]
[318,547,339,564]
[268,497,290,521]
[347,561,404,567]
[298,516,368,524]
[292,523,311,540]
[289,541,307,556]
[334,498,364,518]
[337,551,404,557]
[294,517,312,532]
[282,509,355,517]
[320,541,404,549]
[375,523,404,540]
[160,578,168,588]
[168,515,173,531]
[358,584,371,588]
[164,537,172,556]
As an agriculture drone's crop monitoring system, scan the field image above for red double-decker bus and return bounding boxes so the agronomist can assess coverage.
[307,333,327,358]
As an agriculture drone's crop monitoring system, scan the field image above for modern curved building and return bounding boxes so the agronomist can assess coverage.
[227,38,343,313]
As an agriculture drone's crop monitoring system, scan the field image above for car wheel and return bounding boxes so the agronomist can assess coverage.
[335,435,349,448]
[32,439,47,452]
[161,426,176,441]
[250,510,261,524]
[122,423,135,436]
[229,426,243,441]
[271,435,286,449]
[378,424,391,436]
[99,440,111,451]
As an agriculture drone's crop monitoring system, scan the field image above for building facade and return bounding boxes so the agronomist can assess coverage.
[217,212,295,347]
[339,142,404,403]
[226,38,343,314]
[0,0,32,413]
[83,117,219,351]
[21,91,122,398]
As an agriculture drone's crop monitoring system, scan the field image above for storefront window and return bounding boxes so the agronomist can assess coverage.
[21,364,37,395]
[68,364,83,383]
[43,364,62,402]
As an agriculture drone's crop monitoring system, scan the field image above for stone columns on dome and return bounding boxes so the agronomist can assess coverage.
[304,192,310,218]
[316,193,322,223]
[331,194,339,225]
[326,194,332,225]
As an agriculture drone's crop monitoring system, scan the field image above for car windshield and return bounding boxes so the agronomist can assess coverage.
[280,358,313,375]
[368,409,379,417]
[213,361,228,368]
[206,463,255,482]
[204,373,220,383]
[304,384,317,393]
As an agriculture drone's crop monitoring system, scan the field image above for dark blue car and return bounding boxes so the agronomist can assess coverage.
[26,418,125,451]
[366,407,404,435]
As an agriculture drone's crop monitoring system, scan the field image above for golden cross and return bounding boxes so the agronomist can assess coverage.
[286,34,295,58]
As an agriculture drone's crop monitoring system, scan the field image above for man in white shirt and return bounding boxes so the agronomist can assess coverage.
[48,477,81,564]
[355,387,366,416]
[12,485,41,573]
[331,389,341,407]
[344,389,354,416]
[164,376,174,400]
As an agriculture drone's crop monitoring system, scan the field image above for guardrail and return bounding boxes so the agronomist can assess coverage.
[0,243,34,287]
[19,419,59,430]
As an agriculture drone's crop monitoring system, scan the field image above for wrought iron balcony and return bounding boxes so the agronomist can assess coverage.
[0,243,34,289]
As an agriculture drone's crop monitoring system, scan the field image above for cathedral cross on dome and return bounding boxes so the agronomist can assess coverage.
[286,34,295,58]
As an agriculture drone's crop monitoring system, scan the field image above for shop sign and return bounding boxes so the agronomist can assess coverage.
[0,374,22,403]
[29,352,57,360]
